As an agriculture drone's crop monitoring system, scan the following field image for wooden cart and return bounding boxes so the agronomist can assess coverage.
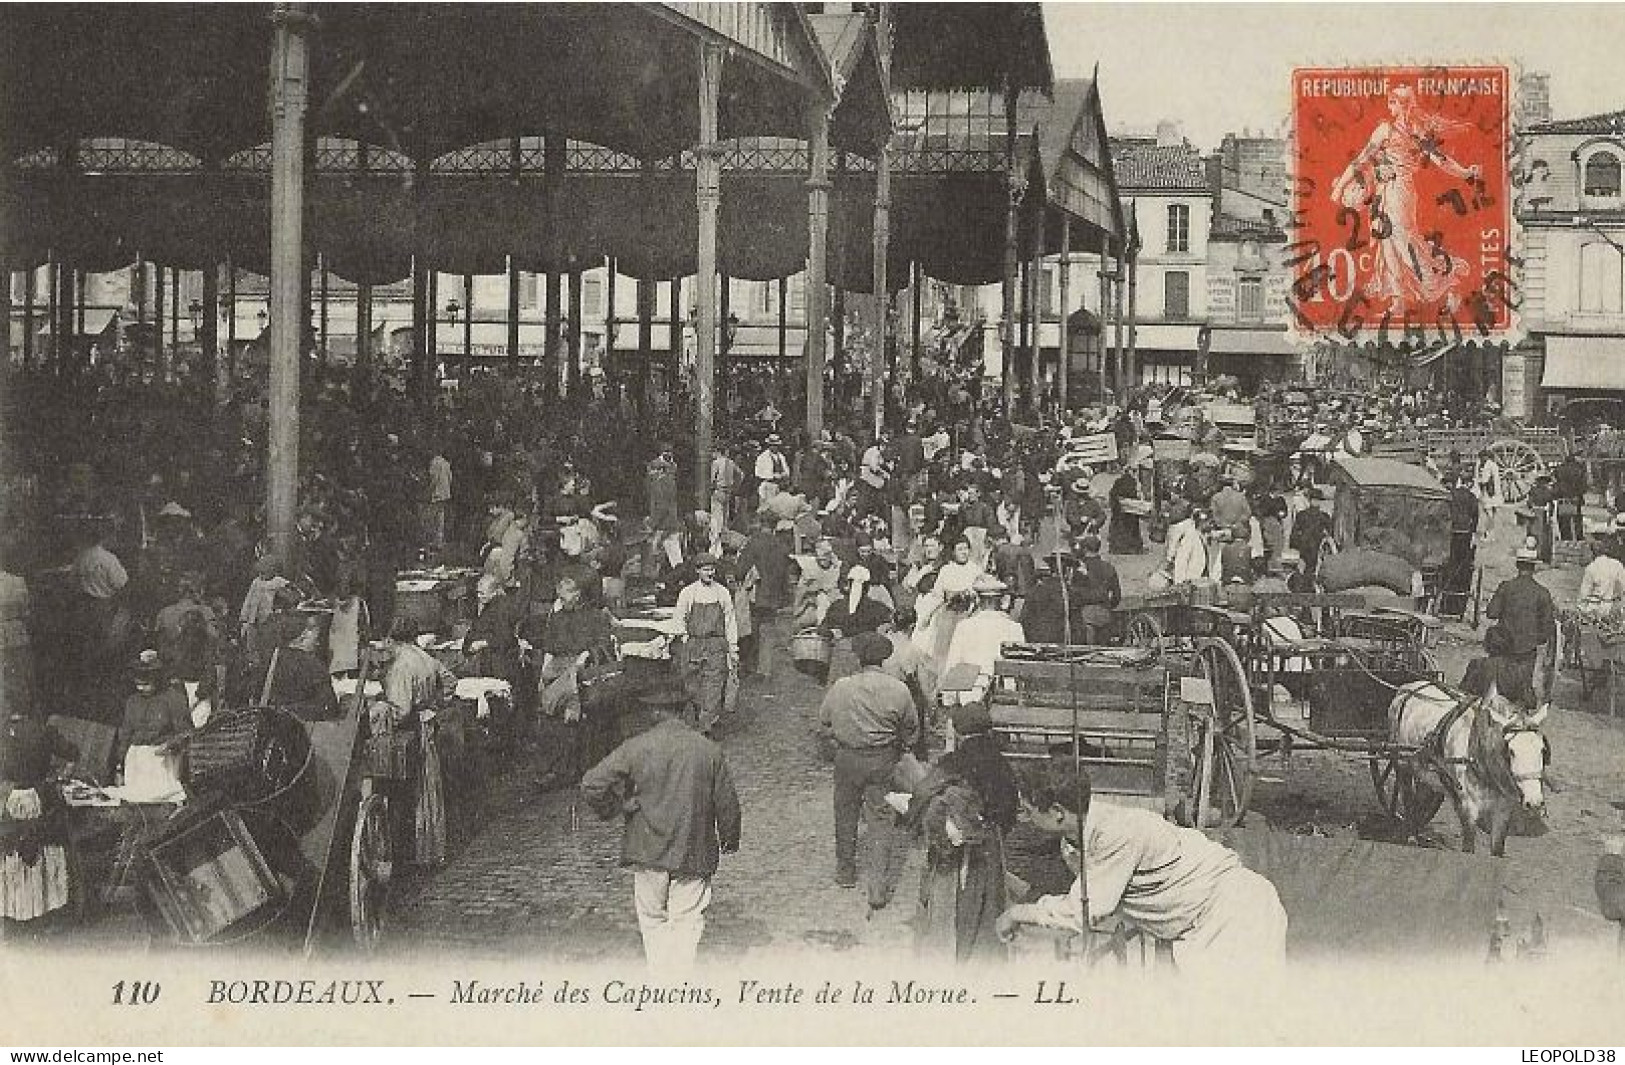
[1173,593,1445,834]
[981,646,1179,815]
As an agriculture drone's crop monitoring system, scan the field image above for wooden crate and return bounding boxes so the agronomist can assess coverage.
[987,660,1170,804]
[136,809,283,944]
[1552,540,1593,568]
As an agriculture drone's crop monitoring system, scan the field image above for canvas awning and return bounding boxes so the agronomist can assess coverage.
[1133,323,1202,351]
[36,307,117,336]
[1541,334,1625,390]
[1207,327,1300,358]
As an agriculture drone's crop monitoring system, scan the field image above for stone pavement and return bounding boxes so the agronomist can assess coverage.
[387,502,1620,962]
[388,622,929,964]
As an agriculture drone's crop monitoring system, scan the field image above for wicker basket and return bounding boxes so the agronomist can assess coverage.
[791,628,833,669]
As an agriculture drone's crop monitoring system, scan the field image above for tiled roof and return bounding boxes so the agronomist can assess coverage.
[1110,141,1209,193]
[1209,212,1286,242]
[1524,109,1625,135]
[1021,78,1095,182]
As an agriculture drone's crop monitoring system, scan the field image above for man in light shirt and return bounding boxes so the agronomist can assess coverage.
[941,575,1025,708]
[1577,517,1625,621]
[998,764,1287,977]
[754,433,791,502]
[72,524,128,601]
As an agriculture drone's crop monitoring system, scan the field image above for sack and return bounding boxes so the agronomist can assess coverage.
[185,708,309,804]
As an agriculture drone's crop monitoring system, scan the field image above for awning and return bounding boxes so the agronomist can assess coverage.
[36,307,118,336]
[1541,334,1625,390]
[432,320,547,357]
[1206,327,1300,358]
[1133,322,1202,351]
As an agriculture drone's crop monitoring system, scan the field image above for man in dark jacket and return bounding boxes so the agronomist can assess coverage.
[580,708,741,975]
[1486,538,1558,705]
[738,517,793,676]
[1288,488,1333,582]
[1553,455,1587,541]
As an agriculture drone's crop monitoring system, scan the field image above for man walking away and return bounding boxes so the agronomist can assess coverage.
[818,632,919,908]
[1486,536,1558,705]
[580,706,741,975]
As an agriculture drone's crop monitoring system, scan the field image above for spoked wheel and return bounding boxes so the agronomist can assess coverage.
[1181,638,1258,829]
[1369,753,1444,835]
[1124,611,1165,661]
[1483,440,1545,506]
[350,793,393,951]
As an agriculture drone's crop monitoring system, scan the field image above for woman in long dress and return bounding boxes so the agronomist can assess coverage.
[918,538,983,670]
[1329,85,1482,317]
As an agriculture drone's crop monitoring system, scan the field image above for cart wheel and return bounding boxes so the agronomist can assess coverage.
[1369,754,1403,819]
[1369,754,1443,834]
[349,793,393,951]
[1124,611,1165,661]
[1181,638,1257,829]
[1484,440,1545,506]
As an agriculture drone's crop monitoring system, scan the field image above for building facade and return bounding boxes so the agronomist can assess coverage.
[1511,106,1625,421]
[1111,133,1211,386]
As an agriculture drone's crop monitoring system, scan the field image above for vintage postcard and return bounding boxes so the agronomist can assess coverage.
[1,1,1624,1050]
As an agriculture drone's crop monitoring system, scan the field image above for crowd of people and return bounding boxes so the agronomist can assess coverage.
[1,339,1585,970]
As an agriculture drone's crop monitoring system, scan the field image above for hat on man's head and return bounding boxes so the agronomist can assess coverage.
[1514,537,1540,565]
[774,518,796,533]
[1279,547,1302,565]
[766,433,782,445]
[692,553,719,570]
[852,632,893,666]
[951,702,993,737]
[971,574,1009,595]
[133,648,164,677]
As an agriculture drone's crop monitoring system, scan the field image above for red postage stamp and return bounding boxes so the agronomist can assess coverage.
[1289,65,1514,338]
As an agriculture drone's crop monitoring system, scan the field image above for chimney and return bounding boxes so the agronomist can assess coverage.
[1517,72,1552,128]
[1156,119,1182,148]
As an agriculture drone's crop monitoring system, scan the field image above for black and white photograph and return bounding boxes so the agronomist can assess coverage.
[0,1,1622,1049]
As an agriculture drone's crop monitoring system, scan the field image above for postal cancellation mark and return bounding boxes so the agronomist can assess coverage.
[1289,65,1515,340]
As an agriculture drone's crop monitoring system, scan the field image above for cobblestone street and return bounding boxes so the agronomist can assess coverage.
[389,508,1625,963]
[390,622,927,965]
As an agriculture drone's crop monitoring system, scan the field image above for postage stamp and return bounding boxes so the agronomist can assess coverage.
[1289,65,1515,339]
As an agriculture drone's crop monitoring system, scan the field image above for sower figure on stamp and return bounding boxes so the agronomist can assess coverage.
[579,704,741,976]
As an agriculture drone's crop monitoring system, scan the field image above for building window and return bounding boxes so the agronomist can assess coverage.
[1165,271,1190,318]
[1584,152,1622,197]
[583,276,605,317]
[519,272,538,307]
[1167,204,1190,253]
[1579,241,1623,314]
[1238,277,1264,321]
